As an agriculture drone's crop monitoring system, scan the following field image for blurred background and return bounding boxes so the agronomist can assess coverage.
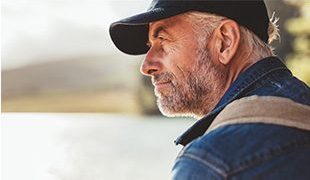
[1,0,310,180]
[2,0,310,113]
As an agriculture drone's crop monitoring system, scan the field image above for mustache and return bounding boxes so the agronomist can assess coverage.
[152,72,175,85]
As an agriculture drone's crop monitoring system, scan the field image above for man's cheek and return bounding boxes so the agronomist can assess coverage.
[165,41,185,55]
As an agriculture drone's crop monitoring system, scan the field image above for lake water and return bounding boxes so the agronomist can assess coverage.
[1,113,195,180]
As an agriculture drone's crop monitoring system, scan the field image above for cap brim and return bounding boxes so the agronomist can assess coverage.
[109,7,186,55]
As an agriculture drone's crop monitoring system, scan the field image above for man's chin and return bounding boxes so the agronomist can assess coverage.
[157,99,197,118]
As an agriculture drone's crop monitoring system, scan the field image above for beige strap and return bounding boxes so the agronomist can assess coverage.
[206,96,310,134]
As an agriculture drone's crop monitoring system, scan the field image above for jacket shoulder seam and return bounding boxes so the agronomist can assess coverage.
[177,152,229,179]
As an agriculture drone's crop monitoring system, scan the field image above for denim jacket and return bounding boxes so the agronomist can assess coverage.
[172,56,310,180]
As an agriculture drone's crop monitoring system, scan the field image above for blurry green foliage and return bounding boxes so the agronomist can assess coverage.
[284,0,310,85]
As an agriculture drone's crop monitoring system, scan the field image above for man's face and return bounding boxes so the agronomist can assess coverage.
[140,15,227,118]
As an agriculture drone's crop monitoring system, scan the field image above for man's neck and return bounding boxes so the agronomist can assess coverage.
[223,52,269,93]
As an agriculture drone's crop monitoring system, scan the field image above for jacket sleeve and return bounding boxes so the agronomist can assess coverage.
[171,153,225,180]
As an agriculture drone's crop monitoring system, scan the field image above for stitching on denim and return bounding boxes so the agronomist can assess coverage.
[243,75,280,96]
[227,139,310,176]
[276,79,310,102]
[177,152,229,178]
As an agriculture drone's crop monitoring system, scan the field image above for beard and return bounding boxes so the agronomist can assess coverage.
[154,49,228,119]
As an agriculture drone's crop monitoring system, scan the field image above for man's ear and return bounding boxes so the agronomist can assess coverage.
[213,20,240,65]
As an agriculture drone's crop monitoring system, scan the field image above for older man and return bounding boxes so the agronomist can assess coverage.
[110,0,310,179]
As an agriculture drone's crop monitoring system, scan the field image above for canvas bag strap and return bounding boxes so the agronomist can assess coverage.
[206,96,310,134]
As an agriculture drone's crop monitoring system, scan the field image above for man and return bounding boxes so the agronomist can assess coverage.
[110,0,310,179]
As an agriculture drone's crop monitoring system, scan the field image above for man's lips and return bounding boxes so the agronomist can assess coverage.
[153,81,172,91]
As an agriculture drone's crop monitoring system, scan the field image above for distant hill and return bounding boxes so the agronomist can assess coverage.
[2,54,142,99]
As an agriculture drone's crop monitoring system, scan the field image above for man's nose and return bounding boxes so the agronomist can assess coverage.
[140,47,162,76]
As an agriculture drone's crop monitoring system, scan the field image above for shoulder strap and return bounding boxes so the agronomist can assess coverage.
[206,96,310,134]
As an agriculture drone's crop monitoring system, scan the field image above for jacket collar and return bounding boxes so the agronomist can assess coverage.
[174,56,290,146]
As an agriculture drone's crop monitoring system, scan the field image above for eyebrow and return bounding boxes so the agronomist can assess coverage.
[147,25,170,47]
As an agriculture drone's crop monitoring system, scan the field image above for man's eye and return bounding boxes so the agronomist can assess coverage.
[146,36,167,48]
[158,36,165,41]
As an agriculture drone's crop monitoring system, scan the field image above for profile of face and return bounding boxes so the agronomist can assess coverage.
[140,15,228,118]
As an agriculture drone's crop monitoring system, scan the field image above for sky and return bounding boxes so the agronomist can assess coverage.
[1,0,151,70]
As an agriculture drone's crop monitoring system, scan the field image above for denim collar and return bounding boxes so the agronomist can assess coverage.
[175,56,290,146]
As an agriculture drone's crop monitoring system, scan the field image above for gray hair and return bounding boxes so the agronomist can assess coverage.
[182,11,280,57]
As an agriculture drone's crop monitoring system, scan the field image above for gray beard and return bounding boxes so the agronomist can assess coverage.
[155,51,227,118]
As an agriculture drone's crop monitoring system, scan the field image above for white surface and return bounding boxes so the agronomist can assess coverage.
[1,113,194,180]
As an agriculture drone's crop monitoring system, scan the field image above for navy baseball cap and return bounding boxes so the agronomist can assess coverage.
[109,0,270,55]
